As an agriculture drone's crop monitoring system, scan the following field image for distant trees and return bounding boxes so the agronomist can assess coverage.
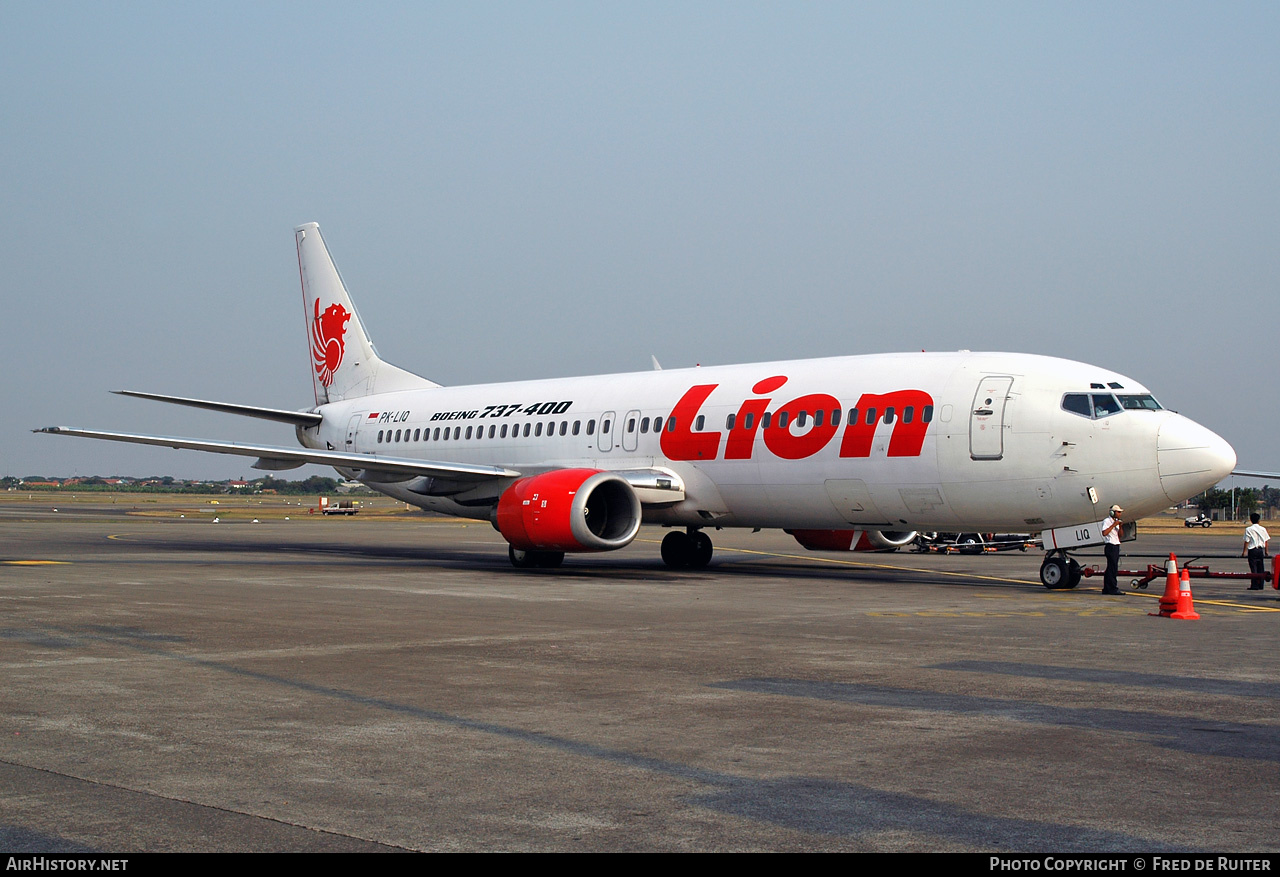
[6,475,359,496]
[1197,487,1263,520]
[254,475,342,495]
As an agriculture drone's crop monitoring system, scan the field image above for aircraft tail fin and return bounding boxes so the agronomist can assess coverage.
[295,222,439,404]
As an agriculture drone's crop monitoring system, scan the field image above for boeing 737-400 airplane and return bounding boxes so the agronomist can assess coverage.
[39,223,1237,587]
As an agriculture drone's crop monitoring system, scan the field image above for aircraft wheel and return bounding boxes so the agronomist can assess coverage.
[688,531,713,569]
[1040,557,1072,589]
[509,546,536,569]
[661,531,692,569]
[1067,559,1082,589]
[534,551,565,569]
[509,546,564,569]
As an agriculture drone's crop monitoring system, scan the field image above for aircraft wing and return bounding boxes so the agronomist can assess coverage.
[35,427,521,481]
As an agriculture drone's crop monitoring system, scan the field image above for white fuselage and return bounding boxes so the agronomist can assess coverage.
[298,349,1234,533]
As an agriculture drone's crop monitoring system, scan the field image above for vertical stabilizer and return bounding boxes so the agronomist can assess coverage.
[295,223,438,404]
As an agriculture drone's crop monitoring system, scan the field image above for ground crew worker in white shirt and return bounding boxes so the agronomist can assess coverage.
[1242,513,1270,590]
[1100,504,1124,595]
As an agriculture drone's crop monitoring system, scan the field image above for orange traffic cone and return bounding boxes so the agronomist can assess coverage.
[1170,568,1200,620]
[1151,553,1179,617]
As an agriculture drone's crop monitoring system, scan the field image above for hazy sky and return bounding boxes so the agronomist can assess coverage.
[3,2,1276,483]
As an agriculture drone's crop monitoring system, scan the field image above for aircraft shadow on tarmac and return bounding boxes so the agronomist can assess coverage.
[102,534,1032,587]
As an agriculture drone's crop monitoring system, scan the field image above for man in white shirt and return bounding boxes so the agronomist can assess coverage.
[1242,513,1270,590]
[1100,504,1124,595]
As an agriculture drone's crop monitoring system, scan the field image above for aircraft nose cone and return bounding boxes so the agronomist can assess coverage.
[1157,415,1236,505]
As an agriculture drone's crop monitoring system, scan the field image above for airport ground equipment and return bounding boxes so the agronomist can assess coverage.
[316,497,359,515]
[1077,553,1279,590]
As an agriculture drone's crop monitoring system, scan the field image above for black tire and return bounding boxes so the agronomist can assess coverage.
[1067,559,1083,589]
[959,534,982,556]
[661,531,692,569]
[534,551,565,569]
[509,546,564,569]
[688,531,713,569]
[1040,557,1072,589]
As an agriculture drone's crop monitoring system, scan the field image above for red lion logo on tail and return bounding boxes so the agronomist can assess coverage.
[311,300,351,388]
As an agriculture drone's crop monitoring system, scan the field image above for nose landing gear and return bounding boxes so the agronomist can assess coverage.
[1040,552,1082,589]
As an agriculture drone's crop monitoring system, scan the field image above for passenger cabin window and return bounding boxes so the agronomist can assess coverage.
[572,421,580,435]
[902,407,913,424]
[725,413,735,431]
[762,412,772,429]
[883,407,895,424]
[602,419,611,434]
[922,405,933,423]
[627,418,636,433]
[832,408,841,426]
[865,408,877,425]
[777,411,789,428]
[695,415,705,431]
[560,422,568,436]
[587,420,596,434]
[640,417,650,434]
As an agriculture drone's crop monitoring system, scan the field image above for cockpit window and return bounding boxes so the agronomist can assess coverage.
[1118,394,1162,411]
[1062,394,1092,418]
[1091,394,1122,417]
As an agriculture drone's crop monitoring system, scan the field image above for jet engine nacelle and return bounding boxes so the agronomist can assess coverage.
[789,528,919,552]
[495,468,642,552]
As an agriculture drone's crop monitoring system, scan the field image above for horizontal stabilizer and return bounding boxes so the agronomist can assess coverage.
[1231,469,1280,480]
[113,390,323,427]
[36,427,520,482]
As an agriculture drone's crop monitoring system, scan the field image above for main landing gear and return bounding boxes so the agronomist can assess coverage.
[509,546,565,569]
[661,528,714,570]
[1039,551,1082,590]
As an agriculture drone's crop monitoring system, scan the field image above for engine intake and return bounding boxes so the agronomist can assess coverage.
[495,469,642,552]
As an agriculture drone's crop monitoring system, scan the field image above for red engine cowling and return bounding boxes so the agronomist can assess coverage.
[789,528,918,552]
[495,469,642,552]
